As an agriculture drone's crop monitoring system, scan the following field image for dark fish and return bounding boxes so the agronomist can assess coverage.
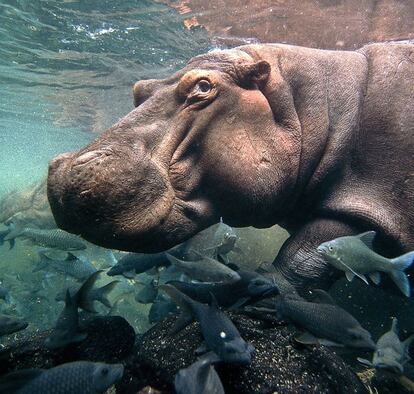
[148,293,177,324]
[55,273,119,313]
[168,270,279,308]
[0,228,13,249]
[317,231,414,296]
[5,223,86,251]
[107,252,168,277]
[35,251,97,281]
[0,314,28,337]
[276,290,376,349]
[0,284,12,304]
[166,252,240,283]
[358,318,414,373]
[161,284,254,364]
[174,353,224,394]
[44,271,98,349]
[0,360,124,394]
[135,279,158,304]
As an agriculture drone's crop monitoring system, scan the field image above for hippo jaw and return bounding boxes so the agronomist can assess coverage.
[47,49,301,252]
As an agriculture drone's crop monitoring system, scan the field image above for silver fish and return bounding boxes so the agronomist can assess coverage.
[165,251,240,283]
[5,224,86,251]
[317,231,414,297]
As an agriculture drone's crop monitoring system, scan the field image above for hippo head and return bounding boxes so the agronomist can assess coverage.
[47,48,302,252]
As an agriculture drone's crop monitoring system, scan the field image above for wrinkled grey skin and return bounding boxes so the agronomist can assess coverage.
[47,42,414,291]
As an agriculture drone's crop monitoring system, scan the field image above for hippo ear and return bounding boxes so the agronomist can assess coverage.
[237,60,271,87]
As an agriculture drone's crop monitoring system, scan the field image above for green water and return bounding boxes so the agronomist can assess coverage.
[0,0,210,196]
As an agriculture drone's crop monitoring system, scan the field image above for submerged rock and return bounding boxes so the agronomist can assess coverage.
[133,313,368,394]
[0,316,135,375]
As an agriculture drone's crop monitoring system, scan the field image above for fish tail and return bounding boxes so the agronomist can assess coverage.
[3,222,25,241]
[75,270,102,310]
[389,270,411,297]
[96,280,119,308]
[387,251,414,297]
[390,251,414,271]
[159,284,194,314]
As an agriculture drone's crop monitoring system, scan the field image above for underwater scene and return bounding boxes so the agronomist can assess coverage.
[0,1,414,393]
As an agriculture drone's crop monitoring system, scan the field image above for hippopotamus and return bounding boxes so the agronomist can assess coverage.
[47,42,414,291]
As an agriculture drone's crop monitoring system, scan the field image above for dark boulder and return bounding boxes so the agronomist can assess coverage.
[132,313,368,394]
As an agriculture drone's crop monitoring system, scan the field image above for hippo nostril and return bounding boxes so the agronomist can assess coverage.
[49,152,75,172]
[72,150,105,168]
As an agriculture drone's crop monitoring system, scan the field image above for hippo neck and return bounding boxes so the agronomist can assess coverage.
[241,44,369,226]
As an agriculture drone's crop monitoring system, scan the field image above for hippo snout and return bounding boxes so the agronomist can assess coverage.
[48,151,75,174]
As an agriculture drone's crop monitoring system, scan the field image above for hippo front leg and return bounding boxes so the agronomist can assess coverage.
[273,218,362,294]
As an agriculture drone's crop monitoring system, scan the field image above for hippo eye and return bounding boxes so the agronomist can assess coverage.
[194,79,211,94]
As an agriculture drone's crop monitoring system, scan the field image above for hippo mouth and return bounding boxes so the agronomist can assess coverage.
[47,147,175,251]
[47,142,215,252]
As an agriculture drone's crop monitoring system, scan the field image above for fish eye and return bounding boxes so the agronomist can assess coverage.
[101,367,109,376]
[328,246,334,251]
[194,79,211,94]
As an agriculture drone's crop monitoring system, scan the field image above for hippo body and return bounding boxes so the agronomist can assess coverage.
[47,42,414,291]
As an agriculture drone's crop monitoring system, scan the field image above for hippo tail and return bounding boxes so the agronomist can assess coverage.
[389,251,414,297]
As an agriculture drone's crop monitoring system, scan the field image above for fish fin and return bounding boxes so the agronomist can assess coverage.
[369,272,381,285]
[345,271,355,282]
[311,289,336,305]
[73,332,88,343]
[146,267,159,276]
[3,222,24,241]
[190,248,204,257]
[339,262,369,284]
[391,317,399,334]
[65,252,78,262]
[356,231,376,249]
[0,368,44,393]
[217,254,228,264]
[159,284,194,316]
[226,262,240,271]
[165,253,187,266]
[294,332,320,345]
[195,341,210,355]
[233,246,243,254]
[122,270,136,279]
[169,312,193,335]
[357,357,374,367]
[32,260,49,273]
[75,270,102,307]
[317,338,344,347]
[403,333,414,349]
[8,239,15,249]
[208,292,220,309]
[390,251,414,271]
[107,250,117,266]
[228,297,250,310]
[388,270,411,297]
[96,280,119,308]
